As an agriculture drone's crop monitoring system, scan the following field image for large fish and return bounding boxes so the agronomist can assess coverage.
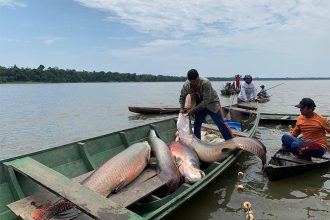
[177,113,266,164]
[148,129,181,192]
[31,141,151,220]
[169,141,205,184]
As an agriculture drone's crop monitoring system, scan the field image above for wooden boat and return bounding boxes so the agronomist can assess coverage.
[256,96,270,103]
[129,106,182,114]
[220,88,240,96]
[260,113,330,124]
[0,105,259,220]
[265,147,330,181]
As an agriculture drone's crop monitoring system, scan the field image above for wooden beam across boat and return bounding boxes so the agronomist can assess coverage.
[5,157,140,220]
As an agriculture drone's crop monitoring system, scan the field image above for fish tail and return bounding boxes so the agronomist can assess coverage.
[31,201,75,220]
[31,204,54,220]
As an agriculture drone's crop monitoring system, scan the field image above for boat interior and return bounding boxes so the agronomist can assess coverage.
[0,103,259,220]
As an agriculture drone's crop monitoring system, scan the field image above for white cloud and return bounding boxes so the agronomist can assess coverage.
[38,36,62,45]
[74,0,330,39]
[109,39,188,58]
[72,0,330,76]
[0,0,26,7]
[144,39,189,47]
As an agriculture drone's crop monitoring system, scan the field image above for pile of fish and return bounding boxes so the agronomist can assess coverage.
[31,113,267,220]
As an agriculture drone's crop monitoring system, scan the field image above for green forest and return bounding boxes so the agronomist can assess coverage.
[0,65,329,83]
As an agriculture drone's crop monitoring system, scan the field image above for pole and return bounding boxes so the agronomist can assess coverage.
[265,83,285,91]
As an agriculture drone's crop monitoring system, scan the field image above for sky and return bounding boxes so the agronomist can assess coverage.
[0,0,330,77]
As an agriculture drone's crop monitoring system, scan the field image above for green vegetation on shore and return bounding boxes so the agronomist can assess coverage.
[0,65,329,83]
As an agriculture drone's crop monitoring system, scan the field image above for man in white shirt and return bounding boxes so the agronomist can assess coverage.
[237,75,257,103]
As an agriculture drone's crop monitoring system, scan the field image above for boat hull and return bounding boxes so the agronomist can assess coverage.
[220,89,240,96]
[128,107,182,114]
[265,149,330,181]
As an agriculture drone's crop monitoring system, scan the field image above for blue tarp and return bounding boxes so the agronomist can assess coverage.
[224,118,241,131]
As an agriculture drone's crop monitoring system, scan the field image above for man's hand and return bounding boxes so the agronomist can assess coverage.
[187,109,195,117]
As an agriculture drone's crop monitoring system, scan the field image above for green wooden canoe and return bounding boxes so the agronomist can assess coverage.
[0,105,260,220]
[220,89,240,96]
[260,113,329,124]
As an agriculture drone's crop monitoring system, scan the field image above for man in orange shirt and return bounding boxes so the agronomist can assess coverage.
[281,98,330,160]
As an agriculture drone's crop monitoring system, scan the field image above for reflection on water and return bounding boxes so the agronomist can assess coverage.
[1,80,330,219]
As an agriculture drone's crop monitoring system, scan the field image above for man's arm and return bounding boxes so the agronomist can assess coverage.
[179,82,189,113]
[240,83,247,101]
[291,118,301,137]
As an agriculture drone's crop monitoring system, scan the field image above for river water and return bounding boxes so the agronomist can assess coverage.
[0,80,329,219]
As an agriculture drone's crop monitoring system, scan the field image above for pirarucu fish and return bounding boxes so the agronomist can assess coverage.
[148,129,181,192]
[31,141,151,220]
[169,141,205,183]
[177,113,266,164]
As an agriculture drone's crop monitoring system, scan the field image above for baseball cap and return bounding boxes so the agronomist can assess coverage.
[294,98,316,108]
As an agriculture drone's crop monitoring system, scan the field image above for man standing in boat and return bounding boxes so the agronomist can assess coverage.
[281,98,330,160]
[179,69,234,140]
[235,74,241,89]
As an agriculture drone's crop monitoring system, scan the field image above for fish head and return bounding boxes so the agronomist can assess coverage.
[177,113,191,134]
[149,129,157,138]
[177,114,194,145]
[143,141,152,161]
[178,161,205,184]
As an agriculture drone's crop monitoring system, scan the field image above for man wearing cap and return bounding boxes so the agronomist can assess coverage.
[281,98,330,160]
[179,69,234,140]
[237,75,257,103]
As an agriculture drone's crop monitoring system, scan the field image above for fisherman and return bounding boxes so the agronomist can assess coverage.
[224,82,231,91]
[281,98,330,160]
[257,85,268,98]
[179,69,234,140]
[232,82,236,90]
[235,74,241,89]
[237,75,257,103]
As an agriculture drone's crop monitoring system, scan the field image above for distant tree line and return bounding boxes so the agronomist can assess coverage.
[0,65,187,83]
[0,65,329,83]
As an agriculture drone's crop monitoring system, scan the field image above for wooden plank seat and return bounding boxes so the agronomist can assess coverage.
[8,168,162,220]
[236,102,258,110]
[8,168,161,220]
[223,106,257,115]
[5,157,165,220]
